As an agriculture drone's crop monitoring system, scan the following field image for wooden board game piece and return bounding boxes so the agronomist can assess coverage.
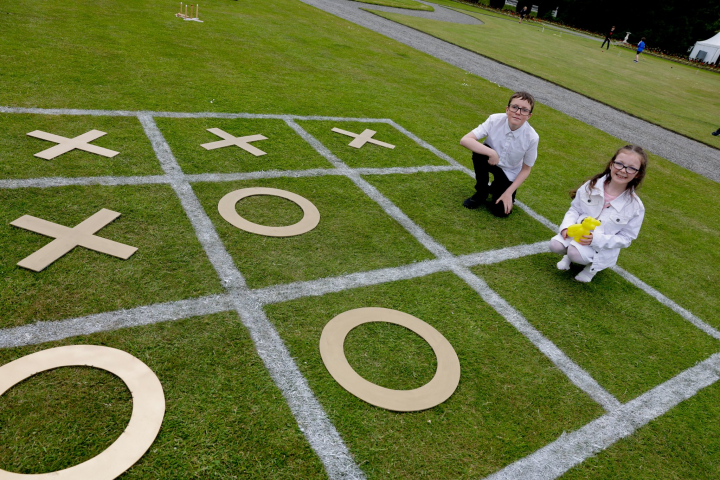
[27,130,119,160]
[200,128,268,156]
[0,345,165,479]
[217,187,320,237]
[320,307,460,412]
[10,209,137,272]
[331,127,395,149]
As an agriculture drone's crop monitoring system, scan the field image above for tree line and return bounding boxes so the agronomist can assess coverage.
[486,0,720,55]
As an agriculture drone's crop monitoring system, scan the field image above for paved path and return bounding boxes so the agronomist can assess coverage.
[348,0,481,24]
[300,0,720,183]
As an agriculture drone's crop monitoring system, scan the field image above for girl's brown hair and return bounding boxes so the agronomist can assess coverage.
[570,145,648,199]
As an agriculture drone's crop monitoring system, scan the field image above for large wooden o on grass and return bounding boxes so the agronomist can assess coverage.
[320,307,461,412]
[218,187,320,237]
[0,345,165,480]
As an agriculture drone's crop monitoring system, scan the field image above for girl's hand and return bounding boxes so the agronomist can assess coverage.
[561,229,568,239]
[578,233,593,246]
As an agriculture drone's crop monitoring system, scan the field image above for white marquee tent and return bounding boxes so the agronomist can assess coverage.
[689,32,720,64]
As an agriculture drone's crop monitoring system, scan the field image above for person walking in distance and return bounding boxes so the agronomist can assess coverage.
[634,37,646,62]
[518,6,528,23]
[601,26,615,51]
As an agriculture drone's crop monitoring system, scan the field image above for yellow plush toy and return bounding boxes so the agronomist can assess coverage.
[567,217,601,243]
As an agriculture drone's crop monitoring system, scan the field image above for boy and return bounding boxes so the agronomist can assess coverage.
[634,37,645,62]
[461,91,539,217]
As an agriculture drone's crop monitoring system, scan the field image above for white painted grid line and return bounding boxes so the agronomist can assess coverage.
[2,106,718,479]
[0,174,171,190]
[0,295,232,349]
[485,353,720,480]
[452,265,621,411]
[137,113,365,480]
[288,119,620,410]
[0,243,546,349]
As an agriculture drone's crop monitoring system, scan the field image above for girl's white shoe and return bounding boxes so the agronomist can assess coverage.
[556,255,571,271]
[574,265,596,283]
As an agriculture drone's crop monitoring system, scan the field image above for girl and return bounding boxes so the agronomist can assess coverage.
[549,145,647,282]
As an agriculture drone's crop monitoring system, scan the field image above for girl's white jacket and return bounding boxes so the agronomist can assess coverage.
[558,175,645,272]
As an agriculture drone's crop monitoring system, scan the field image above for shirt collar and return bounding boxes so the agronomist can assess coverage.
[593,175,632,209]
[503,117,526,137]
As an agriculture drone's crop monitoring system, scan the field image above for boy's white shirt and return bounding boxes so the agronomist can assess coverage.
[472,113,539,182]
[558,175,645,272]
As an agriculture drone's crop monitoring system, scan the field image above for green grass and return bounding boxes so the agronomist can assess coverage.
[265,273,604,479]
[350,0,434,11]
[2,0,720,476]
[0,114,163,179]
[297,120,447,168]
[156,117,333,174]
[563,379,720,479]
[191,175,433,288]
[0,313,327,478]
[474,254,720,402]
[364,171,550,254]
[0,184,222,328]
[372,5,720,148]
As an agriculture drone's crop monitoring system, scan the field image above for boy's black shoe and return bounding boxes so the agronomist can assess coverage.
[713,129,720,136]
[463,196,483,209]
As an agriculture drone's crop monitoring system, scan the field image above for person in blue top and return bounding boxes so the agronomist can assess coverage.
[634,37,646,62]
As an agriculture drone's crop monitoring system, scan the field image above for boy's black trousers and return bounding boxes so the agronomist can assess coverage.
[472,152,516,218]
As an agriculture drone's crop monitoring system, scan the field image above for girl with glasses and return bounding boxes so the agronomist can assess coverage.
[549,145,648,282]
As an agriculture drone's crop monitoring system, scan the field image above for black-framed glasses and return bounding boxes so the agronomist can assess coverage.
[508,104,532,116]
[612,161,640,175]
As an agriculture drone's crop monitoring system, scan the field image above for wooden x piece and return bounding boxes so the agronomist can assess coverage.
[27,129,120,160]
[331,128,395,149]
[200,128,268,156]
[10,209,138,272]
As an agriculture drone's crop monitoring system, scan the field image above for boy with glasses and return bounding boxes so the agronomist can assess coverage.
[460,91,539,217]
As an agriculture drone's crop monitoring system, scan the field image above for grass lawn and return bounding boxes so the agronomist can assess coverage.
[265,273,604,478]
[0,313,327,478]
[0,114,163,179]
[191,175,432,288]
[373,3,720,148]
[350,0,434,11]
[2,0,720,477]
[156,117,334,174]
[0,184,222,328]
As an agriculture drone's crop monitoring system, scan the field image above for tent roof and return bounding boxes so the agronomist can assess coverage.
[696,32,720,47]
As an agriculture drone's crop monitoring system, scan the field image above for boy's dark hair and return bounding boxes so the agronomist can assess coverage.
[508,91,535,113]
[641,37,646,41]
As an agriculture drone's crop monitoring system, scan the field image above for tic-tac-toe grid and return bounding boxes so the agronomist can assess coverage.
[2,106,720,480]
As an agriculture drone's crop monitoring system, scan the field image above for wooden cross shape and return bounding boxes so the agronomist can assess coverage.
[10,209,138,272]
[200,128,268,156]
[331,128,395,149]
[27,130,120,160]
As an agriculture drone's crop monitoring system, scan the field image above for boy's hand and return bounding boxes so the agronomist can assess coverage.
[561,229,568,239]
[496,191,514,214]
[578,233,593,246]
[487,150,500,166]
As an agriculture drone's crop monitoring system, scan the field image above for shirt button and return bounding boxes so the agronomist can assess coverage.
[616,218,620,222]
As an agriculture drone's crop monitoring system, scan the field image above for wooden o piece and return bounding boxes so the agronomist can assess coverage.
[0,345,165,480]
[218,187,320,237]
[319,307,461,412]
